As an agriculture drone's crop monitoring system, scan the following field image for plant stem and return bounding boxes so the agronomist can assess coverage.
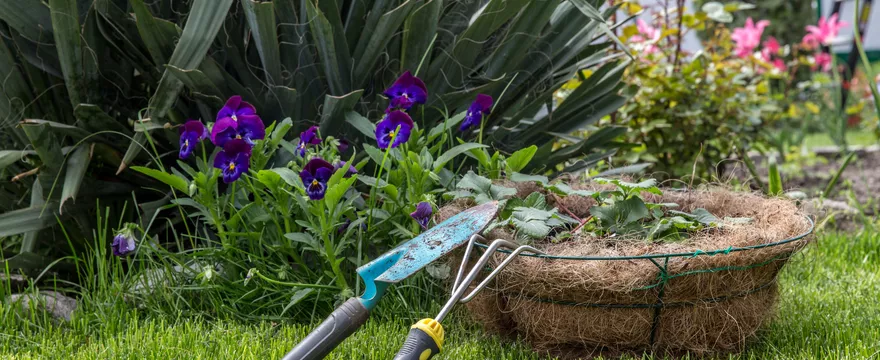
[318,204,349,290]
[366,141,393,232]
[252,270,339,290]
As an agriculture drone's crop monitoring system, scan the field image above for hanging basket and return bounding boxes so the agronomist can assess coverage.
[438,186,813,357]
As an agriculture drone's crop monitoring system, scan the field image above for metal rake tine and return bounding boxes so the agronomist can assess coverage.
[460,244,544,303]
[436,238,521,322]
[451,234,484,294]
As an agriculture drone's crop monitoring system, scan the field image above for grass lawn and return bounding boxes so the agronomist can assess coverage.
[802,130,877,148]
[1,231,878,359]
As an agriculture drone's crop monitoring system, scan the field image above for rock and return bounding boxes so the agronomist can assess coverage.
[7,290,77,321]
[0,273,28,292]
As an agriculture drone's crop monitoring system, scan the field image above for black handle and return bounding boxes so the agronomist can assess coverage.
[392,320,443,360]
[282,298,370,360]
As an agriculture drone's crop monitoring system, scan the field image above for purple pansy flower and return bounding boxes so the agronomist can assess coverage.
[375,111,414,149]
[383,71,428,112]
[337,139,350,154]
[211,115,266,147]
[300,158,334,200]
[296,126,322,157]
[334,161,357,178]
[179,120,207,159]
[410,202,433,229]
[216,95,257,122]
[460,94,493,131]
[213,139,252,183]
[111,224,137,257]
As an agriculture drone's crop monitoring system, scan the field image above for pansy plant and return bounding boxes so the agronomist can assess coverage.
[460,94,493,131]
[211,96,266,147]
[179,120,207,159]
[217,95,258,122]
[375,110,414,149]
[300,158,334,200]
[383,71,427,112]
[296,126,322,157]
[111,223,139,257]
[213,139,252,183]
[410,202,433,229]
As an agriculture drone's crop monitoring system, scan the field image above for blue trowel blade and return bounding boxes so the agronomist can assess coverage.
[357,201,499,285]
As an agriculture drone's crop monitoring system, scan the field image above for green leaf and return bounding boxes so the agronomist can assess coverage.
[0,202,59,237]
[20,177,46,253]
[357,175,389,188]
[767,156,783,196]
[0,150,28,170]
[510,207,554,239]
[546,183,593,197]
[823,152,855,197]
[352,1,414,87]
[647,219,673,240]
[456,171,493,192]
[427,111,466,139]
[0,0,52,42]
[505,145,537,173]
[59,144,91,213]
[320,90,364,132]
[401,0,441,72]
[324,176,357,211]
[670,208,720,227]
[131,166,189,194]
[590,196,650,229]
[344,111,376,140]
[282,288,315,315]
[118,132,147,175]
[241,0,282,85]
[269,168,304,191]
[594,178,661,195]
[509,172,549,185]
[48,0,86,107]
[433,143,487,171]
[165,65,225,102]
[284,232,322,252]
[131,0,181,67]
[306,0,350,95]
[149,0,234,119]
[21,122,64,173]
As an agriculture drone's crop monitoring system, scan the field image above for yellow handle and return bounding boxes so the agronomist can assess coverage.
[393,318,444,360]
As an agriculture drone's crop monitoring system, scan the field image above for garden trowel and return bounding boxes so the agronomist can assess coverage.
[282,201,499,360]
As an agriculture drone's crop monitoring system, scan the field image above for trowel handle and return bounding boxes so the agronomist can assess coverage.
[282,298,370,360]
[393,319,444,360]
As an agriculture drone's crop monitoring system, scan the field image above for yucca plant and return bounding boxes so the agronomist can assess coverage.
[0,0,628,271]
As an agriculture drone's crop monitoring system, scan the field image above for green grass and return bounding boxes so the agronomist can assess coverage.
[802,130,877,148]
[1,231,878,359]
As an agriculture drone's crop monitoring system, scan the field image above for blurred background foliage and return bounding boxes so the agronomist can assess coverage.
[693,0,816,46]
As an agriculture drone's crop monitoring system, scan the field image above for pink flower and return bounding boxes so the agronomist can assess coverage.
[772,58,787,72]
[801,33,820,49]
[630,19,661,54]
[760,37,780,60]
[804,14,848,47]
[731,18,770,59]
[814,52,832,72]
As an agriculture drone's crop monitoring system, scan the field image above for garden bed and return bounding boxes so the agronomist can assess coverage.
[439,185,813,357]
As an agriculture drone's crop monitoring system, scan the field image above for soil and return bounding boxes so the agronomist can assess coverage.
[728,148,880,212]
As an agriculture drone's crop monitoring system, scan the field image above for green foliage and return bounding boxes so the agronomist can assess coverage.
[0,0,628,270]
[583,178,732,241]
[615,5,790,180]
[767,156,784,196]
